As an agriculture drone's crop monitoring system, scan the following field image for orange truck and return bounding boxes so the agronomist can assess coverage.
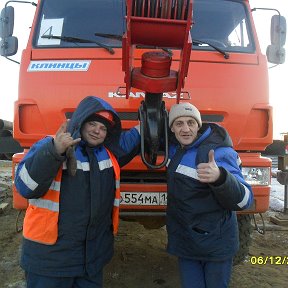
[0,0,286,263]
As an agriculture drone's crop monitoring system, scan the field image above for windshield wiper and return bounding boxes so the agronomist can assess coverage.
[41,35,115,54]
[192,39,229,59]
[94,33,173,56]
[94,33,123,41]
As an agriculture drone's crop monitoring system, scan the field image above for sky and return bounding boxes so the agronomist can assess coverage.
[0,0,287,140]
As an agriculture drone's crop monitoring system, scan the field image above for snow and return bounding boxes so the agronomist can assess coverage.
[270,177,286,212]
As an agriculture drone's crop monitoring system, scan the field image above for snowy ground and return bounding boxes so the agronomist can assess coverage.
[270,176,286,212]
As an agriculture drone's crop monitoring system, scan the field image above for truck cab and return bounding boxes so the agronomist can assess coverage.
[0,0,286,262]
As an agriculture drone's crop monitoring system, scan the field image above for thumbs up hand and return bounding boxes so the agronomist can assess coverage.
[197,150,220,183]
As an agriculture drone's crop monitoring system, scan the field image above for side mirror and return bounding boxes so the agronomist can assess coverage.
[0,6,14,38]
[267,15,286,64]
[271,15,286,47]
[266,44,285,64]
[0,36,18,56]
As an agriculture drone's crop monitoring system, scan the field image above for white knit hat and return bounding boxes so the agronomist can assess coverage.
[169,102,202,127]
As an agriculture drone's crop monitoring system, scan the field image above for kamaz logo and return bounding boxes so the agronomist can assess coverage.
[28,61,91,72]
[108,92,181,99]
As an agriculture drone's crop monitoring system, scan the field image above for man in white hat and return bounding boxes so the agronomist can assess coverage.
[166,102,253,288]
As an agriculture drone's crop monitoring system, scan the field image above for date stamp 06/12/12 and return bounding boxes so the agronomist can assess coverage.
[250,256,288,265]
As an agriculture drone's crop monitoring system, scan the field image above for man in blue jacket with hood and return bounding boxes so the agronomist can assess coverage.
[166,102,253,288]
[15,96,140,288]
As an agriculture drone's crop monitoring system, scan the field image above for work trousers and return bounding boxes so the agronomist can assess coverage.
[25,271,103,288]
[178,257,233,288]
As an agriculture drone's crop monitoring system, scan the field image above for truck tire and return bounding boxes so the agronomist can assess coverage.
[120,216,166,229]
[233,214,253,265]
[139,217,166,229]
[4,153,13,160]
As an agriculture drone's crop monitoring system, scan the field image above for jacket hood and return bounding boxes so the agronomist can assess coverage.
[169,122,233,163]
[199,123,233,148]
[169,122,232,146]
[195,123,233,164]
[67,96,121,147]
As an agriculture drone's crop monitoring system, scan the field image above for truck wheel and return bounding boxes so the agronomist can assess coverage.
[0,153,12,160]
[233,214,253,265]
[137,216,166,229]
[4,153,13,160]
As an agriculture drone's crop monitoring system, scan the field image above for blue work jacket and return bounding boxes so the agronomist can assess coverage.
[15,96,140,277]
[166,123,253,261]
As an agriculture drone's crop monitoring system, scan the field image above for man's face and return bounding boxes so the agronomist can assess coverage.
[81,121,108,146]
[171,116,199,147]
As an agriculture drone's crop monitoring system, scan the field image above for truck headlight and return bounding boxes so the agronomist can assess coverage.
[242,167,270,186]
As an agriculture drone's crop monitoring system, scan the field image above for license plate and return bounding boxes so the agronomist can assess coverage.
[120,192,167,206]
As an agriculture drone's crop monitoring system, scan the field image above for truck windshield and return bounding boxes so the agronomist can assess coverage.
[33,0,254,53]
[33,0,126,49]
[192,0,255,53]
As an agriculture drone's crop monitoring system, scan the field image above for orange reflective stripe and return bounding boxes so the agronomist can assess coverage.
[40,189,60,202]
[23,149,120,245]
[23,206,58,245]
[36,169,62,202]
[54,169,62,181]
[105,148,121,236]
[23,169,62,245]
